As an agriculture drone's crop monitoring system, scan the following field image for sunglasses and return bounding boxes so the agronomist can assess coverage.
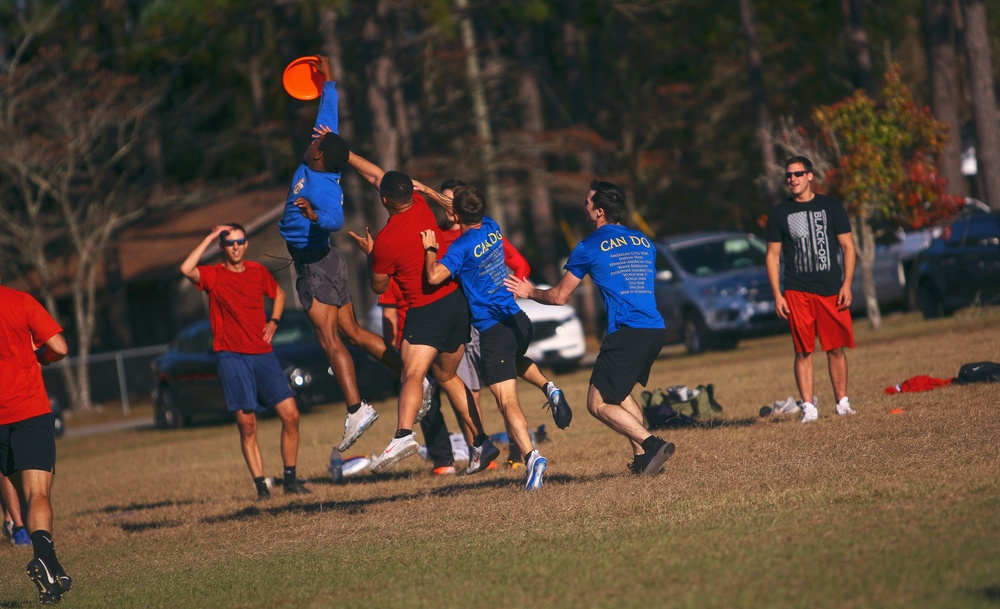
[784,170,808,179]
[223,238,247,246]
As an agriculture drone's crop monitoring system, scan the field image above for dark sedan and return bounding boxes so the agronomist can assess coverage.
[152,310,396,428]
[915,210,1000,318]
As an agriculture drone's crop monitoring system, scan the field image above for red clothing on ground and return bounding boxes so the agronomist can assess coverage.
[0,286,61,425]
[502,239,531,280]
[196,261,278,354]
[884,375,953,395]
[372,193,458,308]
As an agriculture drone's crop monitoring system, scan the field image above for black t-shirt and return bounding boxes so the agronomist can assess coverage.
[766,194,852,296]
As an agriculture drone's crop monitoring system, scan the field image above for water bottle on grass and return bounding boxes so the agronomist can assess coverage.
[329,447,344,484]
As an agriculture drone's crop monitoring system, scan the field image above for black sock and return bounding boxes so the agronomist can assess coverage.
[473,434,487,448]
[393,429,412,439]
[640,436,661,453]
[524,450,536,465]
[283,466,296,486]
[346,402,361,415]
[29,530,56,563]
[253,477,268,494]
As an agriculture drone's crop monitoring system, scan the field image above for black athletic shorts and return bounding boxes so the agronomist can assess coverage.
[287,244,351,311]
[403,289,470,352]
[0,413,57,476]
[591,327,666,404]
[479,311,533,387]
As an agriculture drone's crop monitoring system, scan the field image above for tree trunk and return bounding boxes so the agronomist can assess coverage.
[855,217,883,330]
[960,0,1000,210]
[737,0,781,206]
[841,0,876,96]
[321,6,376,318]
[924,0,967,196]
[516,30,558,284]
[456,0,504,234]
[247,15,275,181]
[364,2,394,228]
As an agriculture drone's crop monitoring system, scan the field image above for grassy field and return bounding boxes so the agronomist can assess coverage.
[2,309,998,608]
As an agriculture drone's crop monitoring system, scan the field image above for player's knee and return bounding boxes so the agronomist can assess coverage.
[827,347,846,359]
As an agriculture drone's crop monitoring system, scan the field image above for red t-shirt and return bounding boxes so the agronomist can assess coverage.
[502,239,531,280]
[196,261,278,354]
[0,286,61,424]
[377,280,408,348]
[372,193,458,308]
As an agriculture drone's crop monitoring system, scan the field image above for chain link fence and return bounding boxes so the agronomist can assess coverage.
[41,345,169,415]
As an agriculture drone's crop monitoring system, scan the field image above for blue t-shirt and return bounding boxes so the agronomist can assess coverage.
[439,216,521,331]
[564,224,664,334]
[279,82,345,250]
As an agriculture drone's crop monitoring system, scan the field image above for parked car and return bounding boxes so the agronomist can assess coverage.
[914,209,1000,318]
[366,291,587,374]
[152,310,396,428]
[518,295,587,374]
[653,232,785,354]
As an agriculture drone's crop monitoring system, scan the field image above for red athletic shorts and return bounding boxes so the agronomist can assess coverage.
[784,290,855,354]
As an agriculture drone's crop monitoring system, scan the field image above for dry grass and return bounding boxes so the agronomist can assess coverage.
[1,310,998,608]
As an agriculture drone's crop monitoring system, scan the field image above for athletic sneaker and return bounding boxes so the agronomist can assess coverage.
[504,459,525,471]
[26,556,64,605]
[836,397,857,416]
[338,401,379,452]
[466,439,501,474]
[543,387,573,430]
[54,567,72,595]
[415,377,437,424]
[432,465,456,476]
[256,487,271,502]
[370,434,420,474]
[524,450,547,491]
[641,437,675,476]
[627,455,644,475]
[801,402,819,423]
[11,526,31,547]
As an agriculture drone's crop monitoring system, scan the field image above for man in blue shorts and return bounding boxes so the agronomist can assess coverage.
[421,185,549,490]
[506,180,675,476]
[278,55,401,454]
[181,224,310,499]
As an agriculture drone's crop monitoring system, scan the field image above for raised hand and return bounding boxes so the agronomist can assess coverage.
[348,227,374,254]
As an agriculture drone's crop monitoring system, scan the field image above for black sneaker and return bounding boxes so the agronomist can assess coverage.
[256,487,271,502]
[627,454,645,475]
[641,437,675,476]
[26,556,64,605]
[55,567,72,595]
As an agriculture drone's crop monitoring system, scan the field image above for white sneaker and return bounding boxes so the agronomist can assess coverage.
[801,402,818,423]
[415,377,437,424]
[370,434,419,474]
[466,439,500,474]
[836,397,856,416]
[524,450,547,491]
[338,401,379,452]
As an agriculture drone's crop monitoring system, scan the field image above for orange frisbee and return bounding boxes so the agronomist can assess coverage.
[282,56,324,100]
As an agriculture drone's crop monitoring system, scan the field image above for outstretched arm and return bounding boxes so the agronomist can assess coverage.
[413,181,454,214]
[348,152,385,192]
[180,226,230,285]
[312,56,339,135]
[505,271,582,306]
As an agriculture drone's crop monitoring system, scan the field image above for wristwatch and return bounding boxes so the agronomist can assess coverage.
[269,318,280,325]
[425,246,438,253]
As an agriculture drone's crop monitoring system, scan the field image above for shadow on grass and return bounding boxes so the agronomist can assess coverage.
[975,584,1000,603]
[80,498,202,517]
[199,471,621,525]
[119,519,184,533]
[0,600,34,608]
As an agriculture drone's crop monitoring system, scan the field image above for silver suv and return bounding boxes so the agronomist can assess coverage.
[654,232,785,354]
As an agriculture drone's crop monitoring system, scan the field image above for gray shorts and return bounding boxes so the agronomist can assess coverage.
[457,327,481,391]
[288,245,351,311]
